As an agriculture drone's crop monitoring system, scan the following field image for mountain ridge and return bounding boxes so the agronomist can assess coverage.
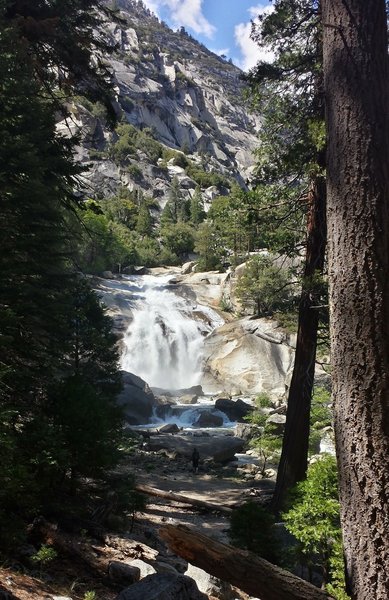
[61,0,260,207]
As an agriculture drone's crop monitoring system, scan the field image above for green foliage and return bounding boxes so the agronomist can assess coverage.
[137,130,163,163]
[235,255,293,316]
[84,592,97,600]
[136,201,153,237]
[127,163,143,181]
[100,189,138,228]
[186,164,230,191]
[189,186,205,225]
[245,401,283,474]
[219,294,233,313]
[194,222,225,271]
[134,236,162,267]
[0,8,124,552]
[109,123,138,162]
[51,376,122,485]
[4,0,117,119]
[229,502,281,563]
[75,209,132,273]
[31,545,58,568]
[172,152,189,168]
[309,387,332,455]
[161,223,195,258]
[109,122,163,165]
[283,455,349,597]
[255,393,272,409]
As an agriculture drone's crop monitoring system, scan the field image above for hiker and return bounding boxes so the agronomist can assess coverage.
[192,447,200,473]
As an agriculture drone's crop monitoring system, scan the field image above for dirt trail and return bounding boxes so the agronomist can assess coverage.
[125,448,275,542]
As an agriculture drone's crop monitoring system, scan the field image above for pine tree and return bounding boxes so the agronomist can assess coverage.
[247,0,327,511]
[190,186,205,225]
[4,0,116,117]
[0,7,123,541]
[136,199,153,237]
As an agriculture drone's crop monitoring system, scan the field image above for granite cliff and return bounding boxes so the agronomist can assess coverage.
[59,0,259,207]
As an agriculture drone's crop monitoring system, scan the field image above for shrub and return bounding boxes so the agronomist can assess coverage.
[229,502,281,563]
[235,255,293,316]
[283,455,349,598]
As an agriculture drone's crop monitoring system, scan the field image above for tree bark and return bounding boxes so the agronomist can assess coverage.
[135,483,233,515]
[322,1,389,598]
[272,175,327,512]
[159,524,333,600]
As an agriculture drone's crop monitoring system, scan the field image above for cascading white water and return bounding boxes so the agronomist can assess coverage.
[120,274,223,389]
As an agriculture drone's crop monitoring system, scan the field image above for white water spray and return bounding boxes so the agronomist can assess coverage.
[120,274,223,389]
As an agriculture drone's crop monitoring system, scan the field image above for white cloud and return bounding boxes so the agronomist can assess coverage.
[143,0,161,15]
[209,47,230,58]
[143,0,215,38]
[234,4,275,72]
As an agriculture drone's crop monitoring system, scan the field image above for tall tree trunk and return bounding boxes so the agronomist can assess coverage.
[272,175,326,513]
[322,1,389,598]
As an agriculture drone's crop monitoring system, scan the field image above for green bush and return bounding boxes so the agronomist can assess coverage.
[283,455,349,598]
[235,255,293,316]
[186,164,230,190]
[127,163,143,180]
[229,502,281,563]
[161,222,195,258]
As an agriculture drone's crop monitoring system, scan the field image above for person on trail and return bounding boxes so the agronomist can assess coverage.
[192,447,200,473]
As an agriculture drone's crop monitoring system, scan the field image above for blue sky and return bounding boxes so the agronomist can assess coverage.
[142,0,274,71]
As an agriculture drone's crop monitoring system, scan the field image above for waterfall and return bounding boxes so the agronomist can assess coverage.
[120,274,224,389]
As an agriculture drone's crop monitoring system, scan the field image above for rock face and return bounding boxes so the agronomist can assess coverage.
[201,318,295,399]
[64,1,259,205]
[115,573,207,600]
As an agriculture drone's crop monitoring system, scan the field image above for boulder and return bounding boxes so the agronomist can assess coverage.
[215,398,253,422]
[108,561,141,585]
[235,422,261,441]
[181,261,196,275]
[129,559,157,578]
[155,562,180,575]
[147,433,245,463]
[117,371,158,425]
[185,564,235,600]
[122,265,147,275]
[266,413,286,434]
[115,573,207,600]
[177,394,198,405]
[157,423,180,434]
[102,270,114,279]
[193,411,224,428]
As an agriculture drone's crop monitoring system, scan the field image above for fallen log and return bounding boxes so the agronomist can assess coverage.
[29,517,111,580]
[135,483,233,515]
[159,524,333,600]
[29,518,157,582]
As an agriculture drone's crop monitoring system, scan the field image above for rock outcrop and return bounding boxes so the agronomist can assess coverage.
[118,371,158,424]
[201,317,295,399]
[60,0,259,207]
